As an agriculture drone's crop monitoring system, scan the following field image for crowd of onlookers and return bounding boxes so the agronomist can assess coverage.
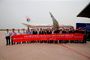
[5,27,85,45]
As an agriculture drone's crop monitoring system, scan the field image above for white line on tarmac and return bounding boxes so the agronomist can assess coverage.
[60,44,90,59]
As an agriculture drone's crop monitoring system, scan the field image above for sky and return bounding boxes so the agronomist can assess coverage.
[0,0,90,29]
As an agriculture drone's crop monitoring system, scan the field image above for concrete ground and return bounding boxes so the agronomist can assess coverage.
[0,31,90,60]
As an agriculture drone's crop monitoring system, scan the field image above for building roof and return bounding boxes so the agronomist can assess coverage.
[77,3,90,18]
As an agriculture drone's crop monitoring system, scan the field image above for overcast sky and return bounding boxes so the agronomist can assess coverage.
[0,0,90,29]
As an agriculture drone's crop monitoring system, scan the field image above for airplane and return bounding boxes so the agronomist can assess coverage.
[22,12,74,31]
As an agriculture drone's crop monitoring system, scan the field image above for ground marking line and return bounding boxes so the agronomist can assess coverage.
[59,44,90,59]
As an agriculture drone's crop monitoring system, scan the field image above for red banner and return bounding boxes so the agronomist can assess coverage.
[12,33,84,42]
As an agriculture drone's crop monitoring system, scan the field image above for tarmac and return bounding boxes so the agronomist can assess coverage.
[0,31,90,60]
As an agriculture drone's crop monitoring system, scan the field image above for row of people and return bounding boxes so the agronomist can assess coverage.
[25,27,75,34]
[5,28,81,45]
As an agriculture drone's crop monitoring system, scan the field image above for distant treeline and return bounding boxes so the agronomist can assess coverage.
[0,29,25,31]
[0,29,6,31]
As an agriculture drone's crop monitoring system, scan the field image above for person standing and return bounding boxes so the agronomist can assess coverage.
[17,29,22,35]
[26,27,32,34]
[22,29,26,34]
[5,29,10,45]
[10,29,17,45]
[17,29,22,44]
